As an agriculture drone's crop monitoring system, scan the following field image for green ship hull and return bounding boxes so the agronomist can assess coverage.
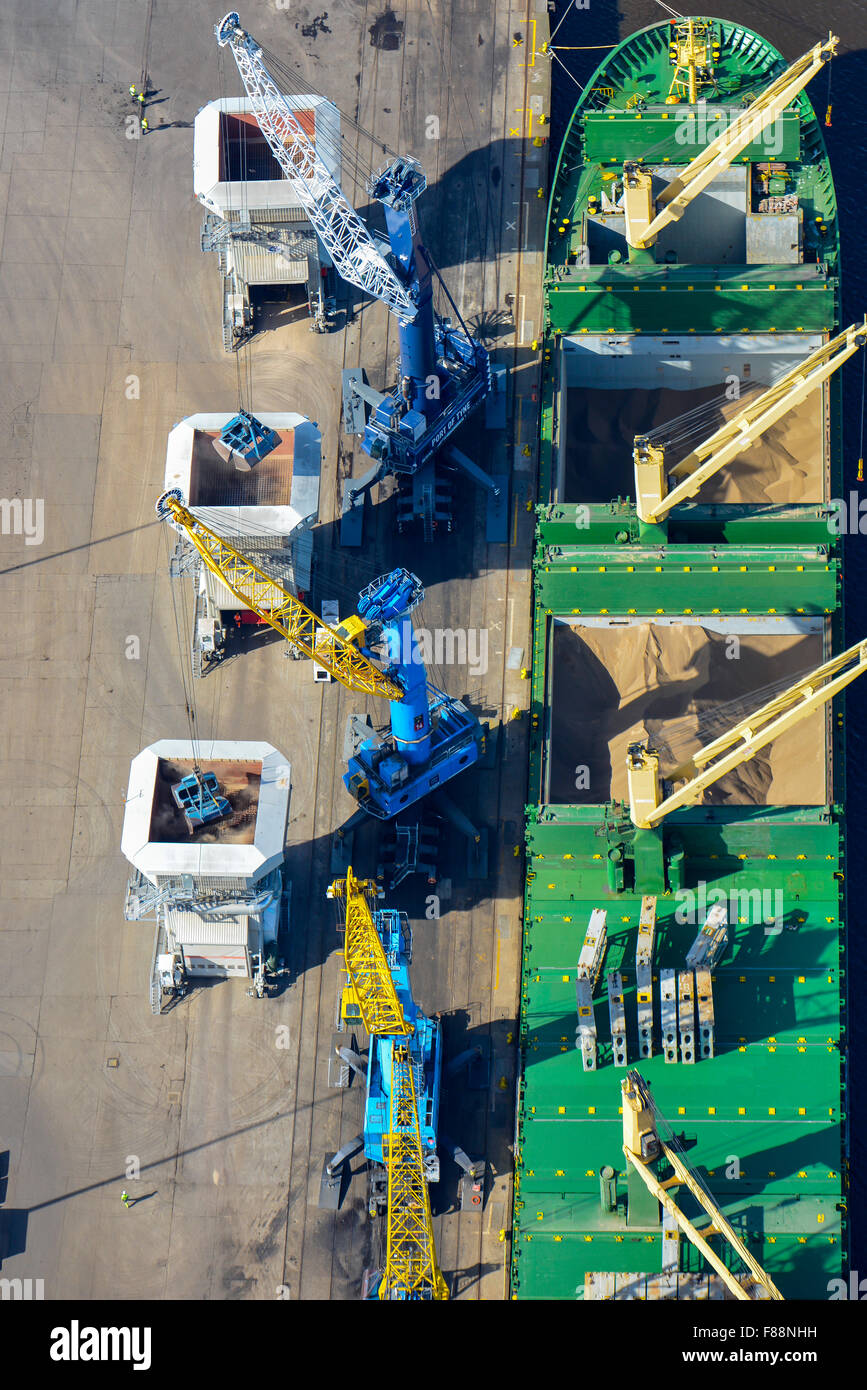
[512,17,847,1301]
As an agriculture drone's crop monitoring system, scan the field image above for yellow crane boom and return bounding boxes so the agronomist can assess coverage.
[627,638,867,829]
[327,868,412,1037]
[381,1041,449,1300]
[635,320,867,523]
[156,491,403,701]
[623,1071,784,1300]
[623,33,838,249]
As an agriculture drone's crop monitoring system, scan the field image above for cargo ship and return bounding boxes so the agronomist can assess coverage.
[511,17,855,1300]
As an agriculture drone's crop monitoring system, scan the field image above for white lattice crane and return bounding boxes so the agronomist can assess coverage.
[214,11,500,541]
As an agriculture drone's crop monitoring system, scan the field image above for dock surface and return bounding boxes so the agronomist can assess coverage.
[0,0,549,1298]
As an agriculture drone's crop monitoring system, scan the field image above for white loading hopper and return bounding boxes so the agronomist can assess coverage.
[121,739,291,890]
[193,96,341,230]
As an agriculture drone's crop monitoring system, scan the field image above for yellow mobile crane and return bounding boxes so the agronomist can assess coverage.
[381,1043,449,1301]
[634,320,867,524]
[328,868,411,1037]
[623,33,838,250]
[627,638,867,829]
[156,489,402,700]
[622,1070,783,1300]
[326,869,448,1301]
[157,489,487,825]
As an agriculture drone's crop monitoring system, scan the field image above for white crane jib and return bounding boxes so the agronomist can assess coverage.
[215,11,418,324]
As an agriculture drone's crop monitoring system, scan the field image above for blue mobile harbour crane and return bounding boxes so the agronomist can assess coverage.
[157,494,490,874]
[215,12,508,544]
[343,569,481,813]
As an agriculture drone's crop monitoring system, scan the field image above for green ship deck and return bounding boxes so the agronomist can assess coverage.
[512,16,848,1302]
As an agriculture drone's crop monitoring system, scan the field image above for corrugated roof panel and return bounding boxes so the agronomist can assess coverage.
[230,241,309,285]
[167,910,251,945]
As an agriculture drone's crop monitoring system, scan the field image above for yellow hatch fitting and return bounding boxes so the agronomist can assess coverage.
[625,33,838,248]
[635,320,867,523]
[628,638,867,828]
[622,1071,784,1300]
[381,1042,449,1300]
[327,868,411,1038]
[156,493,403,701]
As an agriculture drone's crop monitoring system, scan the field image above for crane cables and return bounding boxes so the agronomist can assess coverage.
[638,380,770,470]
[216,41,256,415]
[859,327,866,481]
[251,36,401,197]
[161,523,203,768]
[643,660,829,774]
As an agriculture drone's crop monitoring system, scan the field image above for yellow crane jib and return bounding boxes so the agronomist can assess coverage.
[634,319,867,523]
[627,638,867,829]
[381,1042,449,1300]
[155,490,404,701]
[327,868,412,1038]
[623,33,838,249]
[622,1071,784,1300]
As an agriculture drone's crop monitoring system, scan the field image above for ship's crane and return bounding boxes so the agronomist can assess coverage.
[623,33,838,250]
[321,872,449,1299]
[215,12,503,542]
[634,320,867,524]
[627,638,867,829]
[622,1070,784,1300]
[157,491,484,821]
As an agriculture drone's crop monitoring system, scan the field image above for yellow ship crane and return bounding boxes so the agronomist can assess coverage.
[327,868,412,1037]
[623,33,838,249]
[628,638,867,829]
[622,1070,784,1300]
[155,489,403,701]
[381,1041,449,1300]
[634,320,867,523]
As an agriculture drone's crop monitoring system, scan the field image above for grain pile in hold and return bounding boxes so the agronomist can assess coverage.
[564,384,823,505]
[550,623,825,806]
